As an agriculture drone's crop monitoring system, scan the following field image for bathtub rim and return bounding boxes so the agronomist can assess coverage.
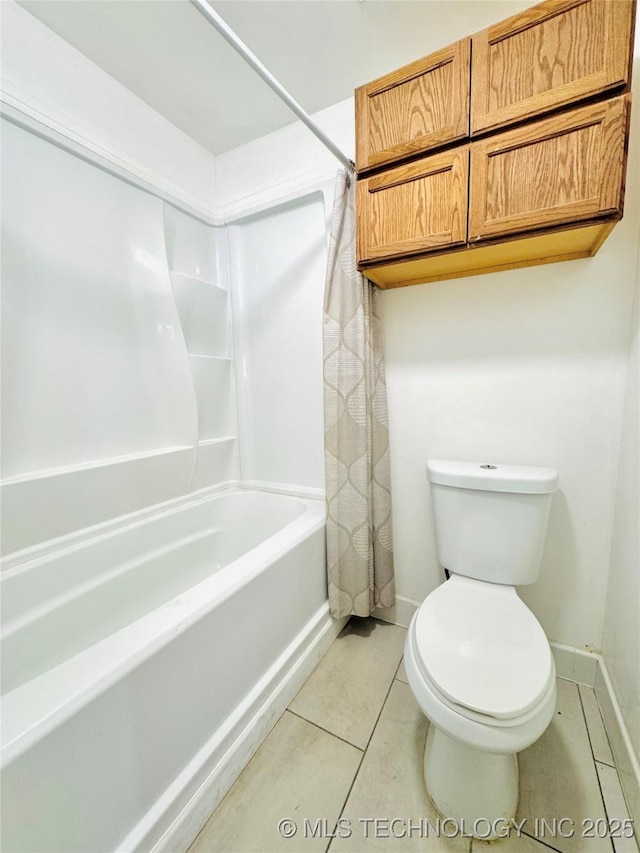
[1,487,326,762]
[0,479,324,573]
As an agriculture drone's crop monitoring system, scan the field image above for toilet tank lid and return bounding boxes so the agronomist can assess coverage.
[426,460,559,494]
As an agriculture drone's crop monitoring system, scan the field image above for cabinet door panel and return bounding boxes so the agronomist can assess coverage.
[469,96,629,241]
[471,0,634,135]
[356,40,470,172]
[357,148,469,262]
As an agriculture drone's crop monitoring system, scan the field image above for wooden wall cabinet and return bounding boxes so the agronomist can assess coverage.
[469,97,629,241]
[357,148,469,263]
[355,0,635,288]
[355,39,470,172]
[471,0,634,136]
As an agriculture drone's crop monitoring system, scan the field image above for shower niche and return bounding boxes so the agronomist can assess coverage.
[164,205,238,491]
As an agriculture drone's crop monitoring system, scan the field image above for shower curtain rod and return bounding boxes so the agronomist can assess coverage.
[189,0,355,172]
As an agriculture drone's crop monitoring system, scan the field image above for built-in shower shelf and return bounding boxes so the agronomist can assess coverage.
[191,437,237,491]
[1,445,195,487]
[171,272,229,358]
[163,204,238,492]
[197,437,236,448]
[187,354,232,362]
[169,271,227,293]
[188,356,232,441]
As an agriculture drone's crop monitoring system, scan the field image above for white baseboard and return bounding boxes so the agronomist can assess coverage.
[145,603,346,853]
[549,641,600,686]
[595,659,640,833]
[374,594,420,628]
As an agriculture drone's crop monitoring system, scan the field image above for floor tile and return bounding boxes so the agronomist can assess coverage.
[330,680,470,853]
[396,657,408,684]
[595,762,639,853]
[579,685,615,766]
[289,617,406,749]
[517,679,611,853]
[188,711,362,853]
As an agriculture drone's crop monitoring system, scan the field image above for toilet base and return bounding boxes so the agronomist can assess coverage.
[424,725,518,839]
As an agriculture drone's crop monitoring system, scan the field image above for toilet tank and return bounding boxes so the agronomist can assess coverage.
[426,460,559,585]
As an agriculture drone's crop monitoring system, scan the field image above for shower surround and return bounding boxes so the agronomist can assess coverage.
[1,77,335,852]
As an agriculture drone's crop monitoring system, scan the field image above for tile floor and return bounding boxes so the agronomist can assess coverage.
[188,618,638,853]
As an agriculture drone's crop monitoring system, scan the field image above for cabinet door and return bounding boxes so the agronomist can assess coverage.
[471,0,634,136]
[469,96,629,242]
[357,147,469,263]
[356,40,470,172]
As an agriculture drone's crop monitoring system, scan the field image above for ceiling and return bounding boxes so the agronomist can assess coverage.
[17,0,532,155]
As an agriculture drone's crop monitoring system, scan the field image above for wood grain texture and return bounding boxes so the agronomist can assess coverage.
[471,0,634,135]
[469,95,628,241]
[368,62,452,155]
[357,148,469,262]
[361,222,615,288]
[355,39,470,172]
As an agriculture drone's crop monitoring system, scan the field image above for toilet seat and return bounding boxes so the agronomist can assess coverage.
[413,575,554,722]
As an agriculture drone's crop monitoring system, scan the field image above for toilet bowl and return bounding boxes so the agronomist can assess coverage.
[406,460,559,837]
[405,575,556,831]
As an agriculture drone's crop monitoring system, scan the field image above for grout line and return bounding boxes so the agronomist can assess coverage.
[393,656,406,683]
[325,659,403,853]
[285,709,365,753]
[325,747,367,853]
[578,682,600,766]
[594,775,622,853]
[518,829,565,853]
[593,768,617,853]
[578,685,616,853]
[512,680,594,853]
[578,685,619,847]
[594,761,640,853]
[588,686,618,768]
[577,683,618,772]
[362,660,404,754]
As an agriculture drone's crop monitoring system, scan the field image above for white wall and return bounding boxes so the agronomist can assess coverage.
[599,23,640,786]
[602,237,640,816]
[601,45,640,779]
[216,97,355,215]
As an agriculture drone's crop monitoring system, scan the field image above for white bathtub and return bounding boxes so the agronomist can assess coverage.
[1,487,336,853]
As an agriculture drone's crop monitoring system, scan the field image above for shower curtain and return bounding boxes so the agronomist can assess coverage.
[323,169,395,619]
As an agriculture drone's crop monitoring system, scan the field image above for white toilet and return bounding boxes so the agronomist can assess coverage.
[405,459,559,836]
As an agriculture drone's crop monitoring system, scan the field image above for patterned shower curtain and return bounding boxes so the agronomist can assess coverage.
[323,169,395,619]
